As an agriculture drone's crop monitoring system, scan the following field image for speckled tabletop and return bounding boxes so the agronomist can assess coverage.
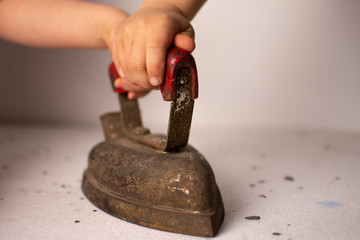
[1,123,359,240]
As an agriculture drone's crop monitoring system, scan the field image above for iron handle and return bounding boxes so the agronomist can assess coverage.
[108,46,198,152]
[161,46,198,101]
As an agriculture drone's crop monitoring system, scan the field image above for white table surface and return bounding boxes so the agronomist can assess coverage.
[1,123,359,240]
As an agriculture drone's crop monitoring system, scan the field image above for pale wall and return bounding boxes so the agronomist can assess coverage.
[1,0,359,131]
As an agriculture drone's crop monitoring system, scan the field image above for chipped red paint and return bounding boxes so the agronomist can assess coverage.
[161,46,198,101]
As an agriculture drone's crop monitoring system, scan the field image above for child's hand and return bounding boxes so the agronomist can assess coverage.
[0,0,204,100]
[109,1,196,98]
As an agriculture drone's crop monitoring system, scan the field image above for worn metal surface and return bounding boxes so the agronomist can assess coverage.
[82,137,224,236]
[118,94,143,131]
[100,112,125,140]
[122,67,194,152]
[82,46,224,236]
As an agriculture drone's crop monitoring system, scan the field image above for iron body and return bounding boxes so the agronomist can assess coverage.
[82,46,224,236]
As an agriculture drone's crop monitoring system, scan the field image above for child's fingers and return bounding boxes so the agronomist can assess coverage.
[145,44,166,87]
[145,30,174,87]
[114,27,150,89]
[121,34,151,89]
[173,28,196,52]
[145,25,195,88]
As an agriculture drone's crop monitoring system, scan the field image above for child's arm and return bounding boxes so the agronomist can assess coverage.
[111,0,206,99]
[0,0,205,99]
[0,0,127,49]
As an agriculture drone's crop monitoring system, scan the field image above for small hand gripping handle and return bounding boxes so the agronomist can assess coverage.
[107,46,198,151]
[108,46,198,99]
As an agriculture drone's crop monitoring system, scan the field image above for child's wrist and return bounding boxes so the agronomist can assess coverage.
[101,8,128,51]
[141,0,205,20]
[140,0,189,19]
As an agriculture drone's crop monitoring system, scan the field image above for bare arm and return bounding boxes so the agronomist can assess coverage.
[0,0,128,49]
[0,0,206,99]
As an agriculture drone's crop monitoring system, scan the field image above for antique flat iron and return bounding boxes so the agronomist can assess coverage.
[81,46,224,237]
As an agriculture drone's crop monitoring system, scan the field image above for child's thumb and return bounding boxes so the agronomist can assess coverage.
[173,27,195,52]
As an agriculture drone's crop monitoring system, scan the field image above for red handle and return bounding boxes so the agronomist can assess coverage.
[108,46,198,100]
[161,46,198,101]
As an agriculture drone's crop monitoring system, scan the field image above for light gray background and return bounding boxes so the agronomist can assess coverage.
[1,2,360,239]
[1,0,360,131]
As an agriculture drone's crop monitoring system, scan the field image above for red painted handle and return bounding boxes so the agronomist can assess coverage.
[161,46,198,101]
[108,46,198,100]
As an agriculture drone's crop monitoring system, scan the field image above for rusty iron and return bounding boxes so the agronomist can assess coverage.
[81,46,224,237]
